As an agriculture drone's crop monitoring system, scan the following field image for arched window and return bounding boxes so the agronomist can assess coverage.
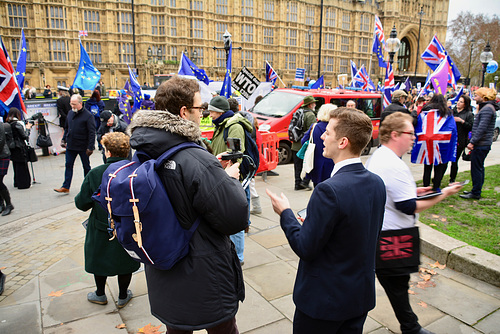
[398,37,411,72]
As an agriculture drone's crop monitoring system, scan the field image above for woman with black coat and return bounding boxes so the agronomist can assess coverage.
[6,108,32,189]
[0,121,14,215]
[449,95,474,183]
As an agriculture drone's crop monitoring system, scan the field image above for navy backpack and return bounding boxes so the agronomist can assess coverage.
[92,142,203,270]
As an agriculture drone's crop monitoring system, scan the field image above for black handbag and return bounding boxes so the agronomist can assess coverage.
[462,150,471,161]
[25,144,38,162]
[376,227,420,269]
[36,121,53,148]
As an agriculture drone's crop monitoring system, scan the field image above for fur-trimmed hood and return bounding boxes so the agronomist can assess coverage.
[127,109,201,141]
[127,110,203,159]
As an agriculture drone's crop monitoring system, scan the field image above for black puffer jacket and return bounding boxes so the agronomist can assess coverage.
[128,110,248,331]
[0,123,11,159]
[470,101,498,147]
[9,120,29,162]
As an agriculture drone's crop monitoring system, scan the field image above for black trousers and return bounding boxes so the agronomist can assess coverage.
[292,150,310,187]
[293,308,367,334]
[449,144,466,183]
[377,274,421,334]
[12,161,31,189]
[422,163,448,191]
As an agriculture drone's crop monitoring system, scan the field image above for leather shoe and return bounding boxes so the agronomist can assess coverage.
[54,187,69,193]
[459,193,481,200]
[463,190,471,195]
[418,328,436,334]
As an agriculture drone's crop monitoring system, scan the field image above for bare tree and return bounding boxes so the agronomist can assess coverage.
[447,12,500,87]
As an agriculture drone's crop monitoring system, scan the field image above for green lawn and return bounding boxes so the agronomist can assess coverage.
[417,164,500,256]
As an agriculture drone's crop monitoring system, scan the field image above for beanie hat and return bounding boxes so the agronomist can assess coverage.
[100,110,113,122]
[208,96,230,113]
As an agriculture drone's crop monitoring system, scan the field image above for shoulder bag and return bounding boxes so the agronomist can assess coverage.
[36,121,53,148]
[302,123,316,174]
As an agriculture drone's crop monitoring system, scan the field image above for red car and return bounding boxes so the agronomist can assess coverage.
[249,88,383,164]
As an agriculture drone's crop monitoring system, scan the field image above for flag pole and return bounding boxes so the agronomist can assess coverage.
[267,61,286,88]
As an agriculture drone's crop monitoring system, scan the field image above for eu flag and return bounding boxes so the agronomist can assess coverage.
[310,75,324,89]
[372,34,387,68]
[72,40,101,91]
[15,29,27,92]
[220,43,232,98]
[178,53,210,85]
[128,65,143,114]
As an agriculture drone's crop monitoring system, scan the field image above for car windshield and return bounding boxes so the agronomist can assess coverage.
[252,91,306,117]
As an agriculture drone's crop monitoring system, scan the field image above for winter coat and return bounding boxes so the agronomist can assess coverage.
[0,123,11,159]
[57,95,71,127]
[452,106,474,148]
[63,108,96,152]
[291,107,317,152]
[301,121,334,185]
[75,157,140,276]
[380,101,417,127]
[128,110,248,330]
[84,98,105,118]
[9,119,29,162]
[470,101,498,148]
[211,113,254,156]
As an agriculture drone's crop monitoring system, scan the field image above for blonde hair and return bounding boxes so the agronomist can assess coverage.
[379,112,414,144]
[475,87,497,101]
[101,132,130,158]
[317,103,338,122]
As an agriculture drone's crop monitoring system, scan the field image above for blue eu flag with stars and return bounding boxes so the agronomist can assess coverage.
[128,65,143,114]
[15,29,27,92]
[372,34,387,68]
[72,40,101,91]
[178,53,210,85]
[220,44,232,98]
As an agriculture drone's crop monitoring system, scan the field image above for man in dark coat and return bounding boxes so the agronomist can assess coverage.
[96,110,129,162]
[381,90,416,127]
[129,76,248,332]
[268,107,386,333]
[56,86,71,128]
[54,94,95,193]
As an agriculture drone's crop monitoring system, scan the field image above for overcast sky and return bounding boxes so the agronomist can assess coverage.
[447,0,500,25]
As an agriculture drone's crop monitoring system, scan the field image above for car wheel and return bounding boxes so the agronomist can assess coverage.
[361,140,372,156]
[278,142,292,165]
[493,128,499,142]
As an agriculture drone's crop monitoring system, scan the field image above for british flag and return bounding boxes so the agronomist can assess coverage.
[265,61,278,87]
[411,110,457,165]
[374,16,385,49]
[421,35,461,87]
[0,37,27,118]
[79,30,88,37]
[383,62,394,108]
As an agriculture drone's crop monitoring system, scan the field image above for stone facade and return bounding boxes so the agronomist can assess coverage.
[0,0,449,92]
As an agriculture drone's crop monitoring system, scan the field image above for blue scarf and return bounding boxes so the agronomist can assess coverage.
[212,110,235,127]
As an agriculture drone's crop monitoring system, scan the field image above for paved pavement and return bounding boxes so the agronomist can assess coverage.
[0,142,499,334]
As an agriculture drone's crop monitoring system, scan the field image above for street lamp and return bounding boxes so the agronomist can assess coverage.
[480,41,493,87]
[147,46,152,62]
[414,6,425,82]
[157,47,162,63]
[466,39,475,87]
[184,48,188,58]
[212,30,241,75]
[192,49,197,65]
[308,27,312,79]
[495,75,499,90]
[386,25,401,66]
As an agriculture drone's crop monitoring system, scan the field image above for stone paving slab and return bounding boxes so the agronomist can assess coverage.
[245,318,293,334]
[474,309,500,334]
[118,294,166,334]
[43,313,125,334]
[242,237,282,270]
[243,261,296,301]
[0,301,42,334]
[426,315,485,334]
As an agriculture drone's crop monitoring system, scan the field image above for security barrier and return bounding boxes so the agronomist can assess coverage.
[256,131,279,173]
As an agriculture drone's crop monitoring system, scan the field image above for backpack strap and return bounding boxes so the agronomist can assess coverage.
[153,141,205,168]
[223,121,245,142]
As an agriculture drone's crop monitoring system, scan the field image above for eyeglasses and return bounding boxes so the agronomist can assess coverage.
[190,106,205,113]
[399,131,415,137]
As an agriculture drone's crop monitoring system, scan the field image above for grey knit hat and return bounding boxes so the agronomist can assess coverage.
[208,96,230,113]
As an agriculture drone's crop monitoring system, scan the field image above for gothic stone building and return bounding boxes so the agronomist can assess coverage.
[0,0,449,92]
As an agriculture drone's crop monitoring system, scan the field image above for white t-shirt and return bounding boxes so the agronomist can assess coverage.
[366,145,417,231]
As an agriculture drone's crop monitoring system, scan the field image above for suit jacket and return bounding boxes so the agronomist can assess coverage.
[280,163,386,321]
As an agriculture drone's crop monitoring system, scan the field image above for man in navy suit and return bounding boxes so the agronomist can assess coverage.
[267,107,386,333]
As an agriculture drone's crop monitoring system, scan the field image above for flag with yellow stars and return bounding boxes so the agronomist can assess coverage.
[15,29,27,92]
[72,39,101,91]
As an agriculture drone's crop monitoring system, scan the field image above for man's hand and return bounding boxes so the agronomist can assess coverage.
[266,188,291,216]
[86,149,93,156]
[416,186,433,196]
[225,162,240,179]
[441,182,463,197]
[467,143,474,151]
[454,116,464,124]
[217,151,231,169]
[60,140,66,148]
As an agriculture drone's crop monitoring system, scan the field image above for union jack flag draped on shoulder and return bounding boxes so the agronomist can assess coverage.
[411,109,457,165]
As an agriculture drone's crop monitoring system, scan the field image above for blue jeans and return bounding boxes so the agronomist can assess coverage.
[230,186,250,263]
[470,146,490,196]
[63,149,91,189]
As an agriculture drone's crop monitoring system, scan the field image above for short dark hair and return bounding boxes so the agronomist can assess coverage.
[101,132,130,158]
[329,107,372,155]
[155,76,200,115]
[227,98,239,113]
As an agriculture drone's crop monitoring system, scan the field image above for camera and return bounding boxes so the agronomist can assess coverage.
[221,138,243,162]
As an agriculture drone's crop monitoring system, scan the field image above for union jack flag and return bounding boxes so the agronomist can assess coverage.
[383,62,394,108]
[374,16,386,49]
[79,30,88,37]
[421,35,461,87]
[353,65,375,91]
[379,235,414,261]
[265,61,278,86]
[0,37,27,118]
[411,110,457,165]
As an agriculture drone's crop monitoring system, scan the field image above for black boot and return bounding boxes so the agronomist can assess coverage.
[0,196,4,214]
[0,189,13,216]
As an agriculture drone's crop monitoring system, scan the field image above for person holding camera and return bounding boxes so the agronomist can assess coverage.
[6,107,32,190]
[54,94,95,193]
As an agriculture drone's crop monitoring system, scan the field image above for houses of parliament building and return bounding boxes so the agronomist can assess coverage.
[0,0,449,91]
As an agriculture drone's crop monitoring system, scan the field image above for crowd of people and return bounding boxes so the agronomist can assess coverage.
[1,76,498,334]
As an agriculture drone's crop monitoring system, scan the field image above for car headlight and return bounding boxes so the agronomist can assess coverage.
[259,124,271,132]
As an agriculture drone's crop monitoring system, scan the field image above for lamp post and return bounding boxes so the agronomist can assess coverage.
[212,30,241,76]
[157,47,162,63]
[480,41,493,87]
[147,46,152,62]
[466,39,475,87]
[308,27,312,79]
[413,6,425,82]
[495,75,499,90]
[386,25,401,66]
[192,49,197,65]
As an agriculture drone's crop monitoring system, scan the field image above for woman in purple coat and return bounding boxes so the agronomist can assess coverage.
[301,104,336,187]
